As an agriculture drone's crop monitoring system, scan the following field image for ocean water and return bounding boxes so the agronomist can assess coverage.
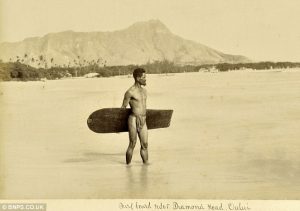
[1,70,300,199]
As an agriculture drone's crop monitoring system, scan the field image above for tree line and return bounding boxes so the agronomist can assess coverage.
[8,53,107,69]
[0,59,300,81]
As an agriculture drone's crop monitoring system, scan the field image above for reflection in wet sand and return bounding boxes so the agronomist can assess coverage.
[126,165,148,197]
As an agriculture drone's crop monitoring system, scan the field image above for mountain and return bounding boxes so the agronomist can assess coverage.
[0,20,250,67]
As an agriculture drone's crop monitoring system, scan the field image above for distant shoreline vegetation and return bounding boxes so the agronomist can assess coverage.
[1,59,300,81]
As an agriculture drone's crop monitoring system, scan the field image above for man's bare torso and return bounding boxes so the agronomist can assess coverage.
[127,85,147,115]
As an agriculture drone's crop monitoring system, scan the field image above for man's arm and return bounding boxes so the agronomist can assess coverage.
[121,91,131,108]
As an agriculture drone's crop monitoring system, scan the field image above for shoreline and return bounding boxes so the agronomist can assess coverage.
[1,67,300,84]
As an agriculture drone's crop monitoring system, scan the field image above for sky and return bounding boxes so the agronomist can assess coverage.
[0,0,300,62]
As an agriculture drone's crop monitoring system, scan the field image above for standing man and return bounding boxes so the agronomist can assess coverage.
[121,68,148,165]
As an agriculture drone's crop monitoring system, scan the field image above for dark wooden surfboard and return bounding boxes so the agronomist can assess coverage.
[87,108,173,133]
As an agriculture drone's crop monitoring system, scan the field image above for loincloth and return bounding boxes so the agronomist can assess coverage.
[131,113,146,132]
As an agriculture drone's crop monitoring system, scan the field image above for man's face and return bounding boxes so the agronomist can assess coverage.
[137,73,146,86]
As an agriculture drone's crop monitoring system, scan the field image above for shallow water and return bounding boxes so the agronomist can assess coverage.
[1,70,300,199]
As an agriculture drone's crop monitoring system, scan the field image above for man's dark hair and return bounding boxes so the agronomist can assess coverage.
[133,68,145,81]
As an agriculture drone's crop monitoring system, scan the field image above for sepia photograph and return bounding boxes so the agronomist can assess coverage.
[0,0,300,210]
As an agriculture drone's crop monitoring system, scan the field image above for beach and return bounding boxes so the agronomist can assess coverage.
[1,70,300,199]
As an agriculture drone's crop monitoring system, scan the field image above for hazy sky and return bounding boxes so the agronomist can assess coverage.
[1,0,299,61]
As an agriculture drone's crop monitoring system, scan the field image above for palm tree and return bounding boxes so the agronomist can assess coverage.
[38,55,47,68]
[30,57,35,67]
[39,55,43,68]
[50,58,54,68]
[23,53,29,66]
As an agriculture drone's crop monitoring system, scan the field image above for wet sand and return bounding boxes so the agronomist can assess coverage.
[1,70,300,199]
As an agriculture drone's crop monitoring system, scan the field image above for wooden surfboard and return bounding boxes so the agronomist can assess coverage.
[87,108,173,133]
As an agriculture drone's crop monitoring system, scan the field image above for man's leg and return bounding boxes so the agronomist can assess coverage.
[126,115,137,164]
[138,124,148,164]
